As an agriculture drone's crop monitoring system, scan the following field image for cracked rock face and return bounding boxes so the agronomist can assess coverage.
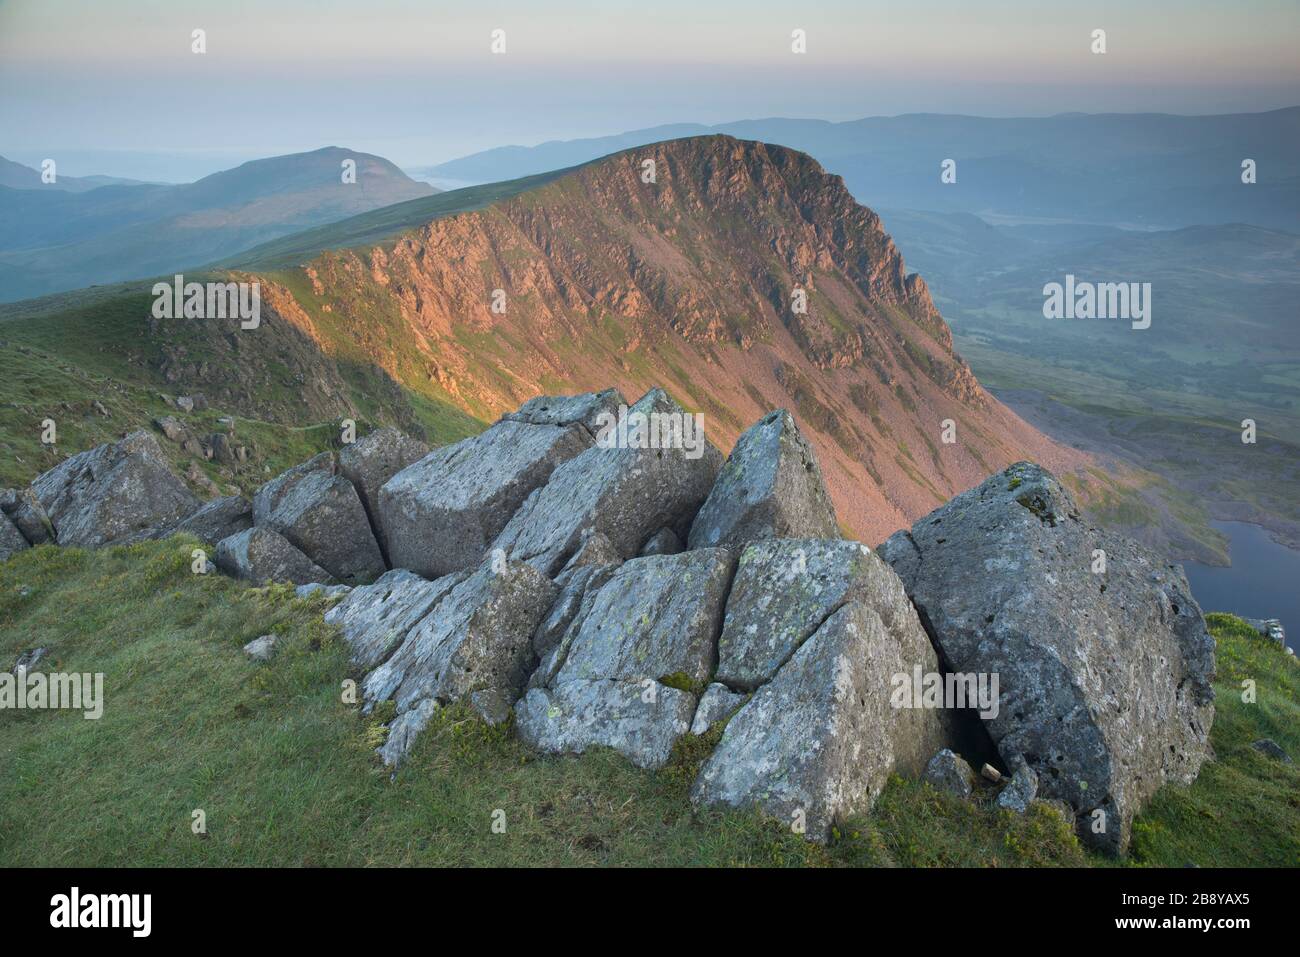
[379,417,592,579]
[691,600,944,842]
[29,431,200,548]
[0,511,30,562]
[337,427,430,561]
[688,408,838,550]
[715,538,911,691]
[174,495,252,544]
[325,568,466,671]
[253,454,385,584]
[363,559,558,717]
[491,388,723,577]
[215,526,331,586]
[881,461,1216,854]
[515,549,734,768]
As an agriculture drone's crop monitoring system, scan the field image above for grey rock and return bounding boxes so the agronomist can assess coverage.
[1251,738,1292,762]
[688,409,838,550]
[639,527,683,556]
[174,495,252,544]
[881,461,1217,855]
[379,419,591,579]
[208,433,237,465]
[514,678,696,770]
[493,388,723,577]
[0,511,30,562]
[377,698,438,767]
[337,427,429,561]
[214,526,331,586]
[924,748,977,800]
[1244,617,1287,646]
[528,564,618,690]
[996,758,1039,814]
[0,488,53,545]
[12,647,48,672]
[152,415,191,443]
[254,456,385,584]
[362,560,558,718]
[691,601,944,842]
[29,431,200,548]
[690,683,746,736]
[468,688,513,726]
[501,388,625,436]
[325,569,464,671]
[716,538,917,691]
[555,530,623,586]
[243,634,278,662]
[176,396,195,413]
[552,549,735,689]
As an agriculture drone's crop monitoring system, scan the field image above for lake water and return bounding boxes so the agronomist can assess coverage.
[1184,521,1299,653]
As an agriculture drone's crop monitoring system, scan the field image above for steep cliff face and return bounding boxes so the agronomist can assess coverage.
[182,136,1085,542]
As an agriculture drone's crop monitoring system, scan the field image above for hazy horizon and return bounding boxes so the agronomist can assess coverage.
[4,0,1299,181]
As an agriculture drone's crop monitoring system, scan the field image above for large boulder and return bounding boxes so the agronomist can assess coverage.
[254,455,385,584]
[379,417,592,579]
[692,600,943,841]
[214,526,331,586]
[715,538,913,690]
[336,428,429,562]
[881,462,1216,854]
[514,549,735,768]
[28,431,200,548]
[362,559,558,717]
[688,409,838,550]
[325,568,465,671]
[492,388,723,577]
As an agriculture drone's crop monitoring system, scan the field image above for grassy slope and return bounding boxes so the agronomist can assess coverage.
[1,539,1294,867]
[0,283,485,492]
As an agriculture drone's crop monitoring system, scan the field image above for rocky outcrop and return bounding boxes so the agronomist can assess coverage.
[214,526,331,586]
[337,427,430,563]
[501,389,623,434]
[688,409,838,550]
[881,462,1216,854]
[253,452,385,584]
[379,415,594,579]
[492,389,723,576]
[29,431,200,548]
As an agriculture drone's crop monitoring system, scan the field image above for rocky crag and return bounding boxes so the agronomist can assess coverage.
[0,388,1214,853]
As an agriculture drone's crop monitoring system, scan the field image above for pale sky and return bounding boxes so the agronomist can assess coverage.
[2,0,1297,179]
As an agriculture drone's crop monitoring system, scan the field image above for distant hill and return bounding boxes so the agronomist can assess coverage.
[0,154,150,192]
[428,109,1300,232]
[0,147,438,302]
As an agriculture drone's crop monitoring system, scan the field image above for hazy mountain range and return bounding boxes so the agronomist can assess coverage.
[0,147,436,302]
[427,109,1300,232]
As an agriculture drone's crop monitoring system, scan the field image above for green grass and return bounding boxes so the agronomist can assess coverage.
[0,541,1295,866]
